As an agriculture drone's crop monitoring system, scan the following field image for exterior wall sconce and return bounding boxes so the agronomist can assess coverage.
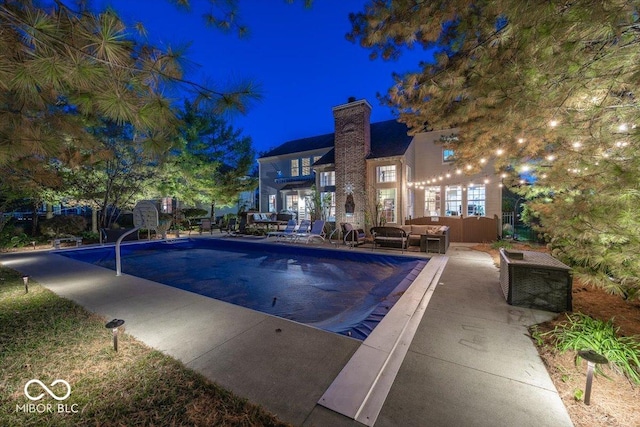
[105,319,125,352]
[578,349,608,405]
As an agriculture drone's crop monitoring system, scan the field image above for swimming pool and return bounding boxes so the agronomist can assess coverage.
[59,239,427,339]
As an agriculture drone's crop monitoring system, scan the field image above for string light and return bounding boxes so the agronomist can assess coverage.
[549,120,559,127]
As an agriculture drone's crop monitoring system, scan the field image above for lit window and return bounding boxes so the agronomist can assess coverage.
[320,171,335,187]
[286,194,298,213]
[301,158,311,176]
[268,194,276,212]
[467,185,486,216]
[290,159,299,177]
[443,149,455,163]
[445,185,462,216]
[378,188,396,223]
[321,192,335,221]
[377,165,396,183]
[424,186,441,216]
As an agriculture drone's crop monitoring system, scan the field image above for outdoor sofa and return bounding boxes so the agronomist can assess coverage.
[371,224,450,253]
[370,226,409,252]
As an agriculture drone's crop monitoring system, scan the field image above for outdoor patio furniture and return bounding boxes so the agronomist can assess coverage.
[267,219,297,241]
[499,248,572,312]
[294,220,326,244]
[370,226,408,252]
[341,222,366,247]
[199,218,213,235]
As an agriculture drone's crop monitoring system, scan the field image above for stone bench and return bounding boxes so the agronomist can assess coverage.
[52,237,82,249]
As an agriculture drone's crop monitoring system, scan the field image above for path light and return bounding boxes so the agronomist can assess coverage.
[22,275,29,293]
[105,319,125,352]
[578,349,608,405]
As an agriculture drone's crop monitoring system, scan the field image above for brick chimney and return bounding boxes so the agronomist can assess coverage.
[333,98,372,226]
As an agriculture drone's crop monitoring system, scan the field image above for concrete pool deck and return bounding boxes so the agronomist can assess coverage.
[1,238,573,427]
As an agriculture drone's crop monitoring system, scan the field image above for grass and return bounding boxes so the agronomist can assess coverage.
[540,312,640,384]
[0,266,290,426]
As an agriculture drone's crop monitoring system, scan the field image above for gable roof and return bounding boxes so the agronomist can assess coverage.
[259,119,413,161]
[368,120,413,159]
[260,132,334,158]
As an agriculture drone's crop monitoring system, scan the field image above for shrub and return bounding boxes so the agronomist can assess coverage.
[39,215,87,237]
[182,208,208,219]
[543,313,640,384]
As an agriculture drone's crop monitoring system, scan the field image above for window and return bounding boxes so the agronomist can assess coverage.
[268,194,276,213]
[467,185,486,216]
[376,165,396,183]
[301,158,311,176]
[321,192,336,221]
[285,194,298,213]
[290,159,299,177]
[313,155,322,163]
[378,188,396,223]
[320,171,335,187]
[445,185,462,216]
[443,149,455,163]
[424,186,441,216]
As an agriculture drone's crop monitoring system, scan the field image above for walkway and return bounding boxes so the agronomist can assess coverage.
[1,239,573,427]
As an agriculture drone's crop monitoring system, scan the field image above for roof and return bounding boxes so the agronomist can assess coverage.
[368,120,413,159]
[260,132,334,158]
[259,119,413,161]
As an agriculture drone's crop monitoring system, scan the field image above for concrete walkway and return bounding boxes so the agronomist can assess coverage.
[1,240,573,427]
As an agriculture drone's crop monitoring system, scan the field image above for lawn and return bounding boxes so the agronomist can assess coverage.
[0,266,290,426]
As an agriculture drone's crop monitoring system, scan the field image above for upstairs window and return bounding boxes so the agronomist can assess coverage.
[290,159,299,177]
[376,165,396,183]
[301,158,311,176]
[320,171,335,187]
[443,149,455,163]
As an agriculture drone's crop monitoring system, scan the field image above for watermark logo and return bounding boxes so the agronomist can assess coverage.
[24,379,71,401]
[16,379,78,414]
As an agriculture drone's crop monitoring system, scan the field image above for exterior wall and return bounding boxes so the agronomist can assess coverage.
[366,156,406,226]
[410,128,501,220]
[258,147,331,216]
[332,100,371,229]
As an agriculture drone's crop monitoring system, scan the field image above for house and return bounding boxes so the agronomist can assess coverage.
[257,98,502,241]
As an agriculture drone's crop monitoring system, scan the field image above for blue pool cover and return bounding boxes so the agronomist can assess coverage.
[60,239,427,340]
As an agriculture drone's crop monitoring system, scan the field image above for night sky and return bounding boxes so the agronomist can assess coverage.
[99,1,432,154]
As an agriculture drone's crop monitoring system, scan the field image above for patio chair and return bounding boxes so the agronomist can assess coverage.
[199,218,213,235]
[279,219,310,242]
[224,218,237,235]
[267,219,297,241]
[341,222,366,247]
[294,220,326,244]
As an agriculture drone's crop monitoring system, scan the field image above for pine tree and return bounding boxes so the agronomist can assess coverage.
[349,0,640,298]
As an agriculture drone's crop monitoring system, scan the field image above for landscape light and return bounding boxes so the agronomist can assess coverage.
[578,349,608,405]
[22,275,29,293]
[105,319,125,352]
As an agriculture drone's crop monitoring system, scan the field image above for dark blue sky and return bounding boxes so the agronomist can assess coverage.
[100,1,431,154]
